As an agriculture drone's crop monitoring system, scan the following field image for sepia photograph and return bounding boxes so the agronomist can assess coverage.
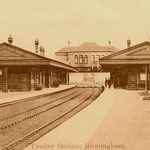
[0,0,150,150]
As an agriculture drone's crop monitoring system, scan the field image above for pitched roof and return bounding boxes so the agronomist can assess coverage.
[0,42,49,61]
[56,42,119,53]
[99,41,150,64]
[0,42,78,72]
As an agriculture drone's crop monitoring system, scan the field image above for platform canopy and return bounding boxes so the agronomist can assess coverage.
[0,42,78,72]
[99,41,150,91]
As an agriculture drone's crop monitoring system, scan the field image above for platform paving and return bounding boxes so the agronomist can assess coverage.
[0,85,75,104]
[24,88,150,150]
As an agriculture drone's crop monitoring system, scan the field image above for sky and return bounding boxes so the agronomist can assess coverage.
[0,0,150,59]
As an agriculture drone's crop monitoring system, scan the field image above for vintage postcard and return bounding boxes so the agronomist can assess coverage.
[0,0,150,150]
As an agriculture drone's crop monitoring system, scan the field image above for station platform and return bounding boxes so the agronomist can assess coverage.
[0,85,76,104]
[24,88,150,150]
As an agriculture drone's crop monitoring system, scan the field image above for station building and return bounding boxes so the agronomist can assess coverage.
[99,40,150,90]
[55,42,119,72]
[0,36,77,92]
[55,42,119,85]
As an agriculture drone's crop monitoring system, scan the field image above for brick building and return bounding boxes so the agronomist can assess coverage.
[55,42,119,72]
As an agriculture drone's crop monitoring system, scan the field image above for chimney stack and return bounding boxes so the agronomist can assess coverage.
[35,39,39,54]
[8,35,13,44]
[68,41,70,47]
[40,46,43,56]
[43,47,45,57]
[127,39,131,48]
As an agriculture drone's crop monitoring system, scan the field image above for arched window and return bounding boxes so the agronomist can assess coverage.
[79,55,83,63]
[84,55,88,63]
[74,55,78,64]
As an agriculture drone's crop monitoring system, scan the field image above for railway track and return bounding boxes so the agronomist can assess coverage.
[0,89,85,129]
[0,87,78,119]
[0,87,102,150]
[0,86,77,109]
[0,88,80,122]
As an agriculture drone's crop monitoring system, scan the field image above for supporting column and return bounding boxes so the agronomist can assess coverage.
[4,67,8,92]
[28,66,31,91]
[45,67,50,88]
[50,67,53,87]
[66,72,69,85]
[145,65,149,92]
[40,71,42,86]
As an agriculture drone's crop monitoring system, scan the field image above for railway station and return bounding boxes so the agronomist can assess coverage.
[55,41,119,85]
[1,0,150,149]
[23,40,150,150]
[1,38,150,150]
[0,36,77,92]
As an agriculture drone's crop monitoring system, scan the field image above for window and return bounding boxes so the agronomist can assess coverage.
[74,55,78,64]
[101,54,105,57]
[92,55,95,63]
[140,73,146,81]
[96,55,100,62]
[79,55,83,63]
[84,55,88,63]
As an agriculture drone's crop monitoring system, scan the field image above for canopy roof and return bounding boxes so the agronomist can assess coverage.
[0,42,78,72]
[99,41,150,65]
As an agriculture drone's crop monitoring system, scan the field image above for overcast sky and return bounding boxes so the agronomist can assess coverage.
[0,0,150,58]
